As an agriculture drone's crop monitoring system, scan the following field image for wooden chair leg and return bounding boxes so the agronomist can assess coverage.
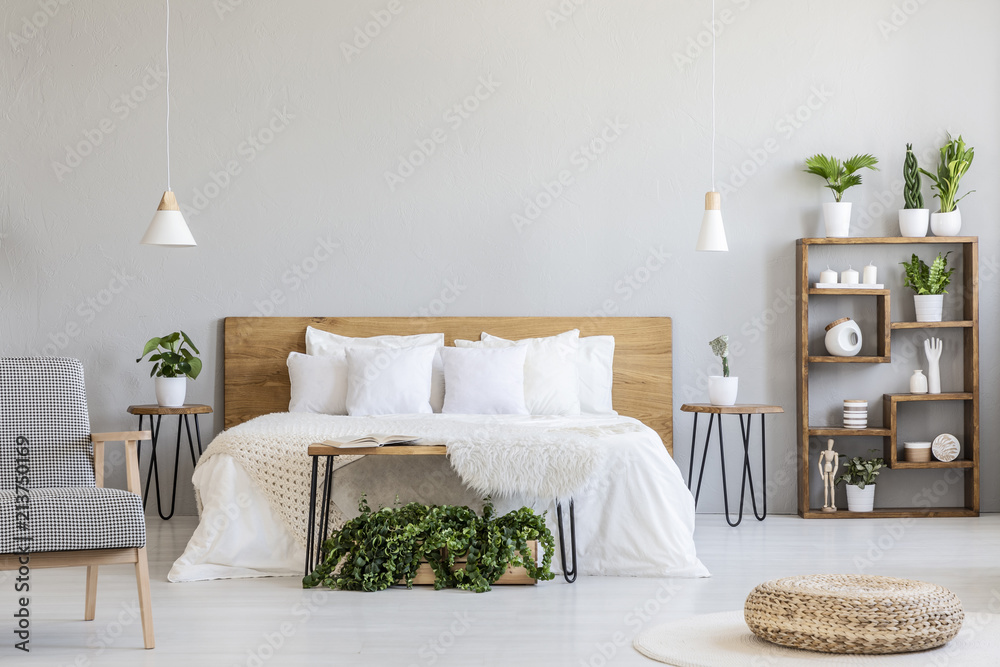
[84,566,98,620]
[134,547,155,649]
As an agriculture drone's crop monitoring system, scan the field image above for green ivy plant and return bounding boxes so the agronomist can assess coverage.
[709,335,731,377]
[803,153,879,202]
[901,252,954,295]
[303,496,555,593]
[919,134,974,213]
[136,331,202,379]
[836,450,886,490]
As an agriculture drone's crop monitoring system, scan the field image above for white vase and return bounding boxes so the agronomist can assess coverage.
[822,202,852,238]
[708,376,739,406]
[845,484,875,513]
[155,376,187,407]
[914,294,943,322]
[909,369,928,394]
[824,318,862,356]
[898,208,929,237]
[930,209,961,236]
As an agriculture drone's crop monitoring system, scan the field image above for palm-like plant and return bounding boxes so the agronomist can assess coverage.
[804,153,880,202]
[919,135,974,213]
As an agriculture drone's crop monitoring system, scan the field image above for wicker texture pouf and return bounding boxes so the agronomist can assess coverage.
[744,574,964,655]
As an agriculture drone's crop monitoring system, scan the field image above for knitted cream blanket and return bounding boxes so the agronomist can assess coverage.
[198,412,639,547]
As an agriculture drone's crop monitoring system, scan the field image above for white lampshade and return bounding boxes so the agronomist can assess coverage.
[695,191,728,252]
[141,191,196,247]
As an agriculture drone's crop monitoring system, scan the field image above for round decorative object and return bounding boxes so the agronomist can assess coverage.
[932,433,961,462]
[824,318,862,357]
[744,574,964,655]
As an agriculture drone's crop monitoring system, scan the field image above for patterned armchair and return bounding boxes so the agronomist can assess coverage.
[0,358,154,649]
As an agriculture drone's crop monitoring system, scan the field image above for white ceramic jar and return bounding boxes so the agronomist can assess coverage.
[824,318,862,357]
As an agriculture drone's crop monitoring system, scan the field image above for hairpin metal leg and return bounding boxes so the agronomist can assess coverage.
[687,412,699,489]
[556,499,577,583]
[694,413,715,506]
[193,414,204,455]
[183,414,199,467]
[317,456,335,571]
[305,456,319,576]
[719,414,748,527]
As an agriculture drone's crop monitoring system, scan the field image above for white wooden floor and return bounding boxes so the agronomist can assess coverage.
[8,514,1000,666]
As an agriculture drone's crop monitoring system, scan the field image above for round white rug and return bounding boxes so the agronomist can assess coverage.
[633,611,1000,666]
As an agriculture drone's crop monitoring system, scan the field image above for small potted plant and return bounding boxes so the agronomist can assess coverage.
[898,143,929,237]
[836,450,885,513]
[901,252,954,322]
[708,335,737,406]
[136,331,202,407]
[920,134,974,237]
[804,153,879,238]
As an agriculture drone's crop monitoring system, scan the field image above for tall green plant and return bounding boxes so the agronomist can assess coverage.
[900,252,954,295]
[136,331,202,379]
[919,135,975,213]
[903,143,924,209]
[804,153,879,202]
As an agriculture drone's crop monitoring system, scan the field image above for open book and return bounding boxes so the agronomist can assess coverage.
[323,434,422,449]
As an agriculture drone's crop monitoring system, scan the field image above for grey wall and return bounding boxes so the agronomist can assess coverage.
[2,1,997,516]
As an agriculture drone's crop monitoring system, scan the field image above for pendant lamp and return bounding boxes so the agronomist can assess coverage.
[141,0,195,247]
[695,0,728,252]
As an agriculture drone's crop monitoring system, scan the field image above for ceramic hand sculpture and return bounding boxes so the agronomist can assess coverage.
[924,337,943,394]
[818,439,839,512]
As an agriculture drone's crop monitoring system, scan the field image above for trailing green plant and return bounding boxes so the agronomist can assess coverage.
[900,251,954,295]
[709,335,731,377]
[803,153,879,202]
[836,450,885,490]
[919,134,975,213]
[303,496,555,593]
[136,331,202,379]
[903,143,924,209]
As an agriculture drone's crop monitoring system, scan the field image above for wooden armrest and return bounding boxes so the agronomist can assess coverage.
[92,431,151,443]
[90,432,148,494]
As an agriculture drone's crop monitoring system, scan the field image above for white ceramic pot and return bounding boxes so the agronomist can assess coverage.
[914,294,943,322]
[824,318,862,356]
[822,202,852,238]
[155,376,187,407]
[904,441,932,463]
[708,376,739,406]
[909,369,928,394]
[930,209,961,237]
[898,208,929,237]
[845,484,875,513]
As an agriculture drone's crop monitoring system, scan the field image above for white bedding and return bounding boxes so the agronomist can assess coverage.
[169,413,709,581]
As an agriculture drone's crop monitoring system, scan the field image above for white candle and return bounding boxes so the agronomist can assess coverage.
[841,265,859,285]
[863,263,877,285]
[819,266,838,284]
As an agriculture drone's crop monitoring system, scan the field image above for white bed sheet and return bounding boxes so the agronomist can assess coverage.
[169,414,709,582]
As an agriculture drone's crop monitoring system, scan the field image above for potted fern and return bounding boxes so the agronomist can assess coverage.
[920,135,974,237]
[708,335,737,406]
[901,252,954,322]
[898,143,929,237]
[836,451,885,513]
[136,331,202,407]
[804,153,879,238]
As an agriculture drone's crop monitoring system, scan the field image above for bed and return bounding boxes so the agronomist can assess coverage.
[168,317,709,582]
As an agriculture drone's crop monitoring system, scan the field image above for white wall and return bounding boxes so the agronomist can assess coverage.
[2,0,997,516]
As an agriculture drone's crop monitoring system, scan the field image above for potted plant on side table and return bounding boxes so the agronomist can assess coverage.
[920,134,974,237]
[708,335,738,406]
[836,450,886,513]
[804,153,879,238]
[901,252,954,322]
[898,143,929,237]
[136,331,202,407]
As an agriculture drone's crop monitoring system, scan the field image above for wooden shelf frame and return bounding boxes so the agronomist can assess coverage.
[796,237,979,519]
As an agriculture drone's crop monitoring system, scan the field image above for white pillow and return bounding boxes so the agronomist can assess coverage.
[440,346,529,415]
[345,345,437,415]
[459,329,581,415]
[287,351,347,415]
[578,336,616,414]
[305,327,446,412]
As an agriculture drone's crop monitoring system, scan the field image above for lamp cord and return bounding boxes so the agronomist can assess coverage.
[711,0,716,192]
[165,0,171,192]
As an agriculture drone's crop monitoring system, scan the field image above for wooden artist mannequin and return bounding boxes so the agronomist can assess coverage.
[818,438,839,512]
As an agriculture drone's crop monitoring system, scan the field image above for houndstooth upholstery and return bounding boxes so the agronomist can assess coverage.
[0,487,145,552]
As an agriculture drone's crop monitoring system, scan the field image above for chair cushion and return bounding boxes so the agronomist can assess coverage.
[0,487,145,553]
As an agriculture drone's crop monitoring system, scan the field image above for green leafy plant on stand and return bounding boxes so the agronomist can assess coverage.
[836,450,886,490]
[136,331,202,379]
[919,135,975,213]
[303,496,555,593]
[709,335,731,377]
[901,252,954,295]
[803,153,879,202]
[903,143,924,209]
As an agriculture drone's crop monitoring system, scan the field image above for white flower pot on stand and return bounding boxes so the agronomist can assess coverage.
[845,484,875,513]
[155,376,187,407]
[822,202,852,238]
[708,376,739,406]
[898,209,929,237]
[930,209,961,237]
[914,294,944,322]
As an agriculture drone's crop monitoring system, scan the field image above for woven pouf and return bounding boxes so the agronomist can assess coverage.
[744,574,964,655]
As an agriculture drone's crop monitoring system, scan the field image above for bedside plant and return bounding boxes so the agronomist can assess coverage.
[898,143,929,237]
[137,331,202,407]
[708,335,738,406]
[836,450,885,513]
[901,252,954,322]
[804,153,879,238]
[919,135,974,236]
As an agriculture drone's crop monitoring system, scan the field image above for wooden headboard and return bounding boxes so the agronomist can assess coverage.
[224,317,672,454]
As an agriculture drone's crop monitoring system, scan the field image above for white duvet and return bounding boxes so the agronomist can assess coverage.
[169,413,709,581]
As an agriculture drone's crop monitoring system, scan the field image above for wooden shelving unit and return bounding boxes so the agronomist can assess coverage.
[796,237,979,519]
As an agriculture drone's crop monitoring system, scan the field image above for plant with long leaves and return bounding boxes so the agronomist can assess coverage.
[836,450,885,490]
[709,335,731,377]
[903,143,924,209]
[901,251,954,296]
[919,135,974,213]
[803,153,879,202]
[136,331,202,379]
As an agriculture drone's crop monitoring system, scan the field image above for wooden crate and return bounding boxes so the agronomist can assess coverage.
[405,541,537,586]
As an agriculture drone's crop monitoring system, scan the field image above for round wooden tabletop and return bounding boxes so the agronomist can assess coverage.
[127,404,213,415]
[681,403,784,415]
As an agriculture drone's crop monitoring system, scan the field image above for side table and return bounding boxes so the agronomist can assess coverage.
[127,404,212,520]
[680,403,783,527]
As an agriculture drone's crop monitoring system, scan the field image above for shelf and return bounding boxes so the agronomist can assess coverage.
[809,356,890,364]
[891,321,974,329]
[809,427,891,437]
[889,460,975,470]
[808,288,889,296]
[799,237,978,246]
[801,507,978,519]
[884,392,973,402]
